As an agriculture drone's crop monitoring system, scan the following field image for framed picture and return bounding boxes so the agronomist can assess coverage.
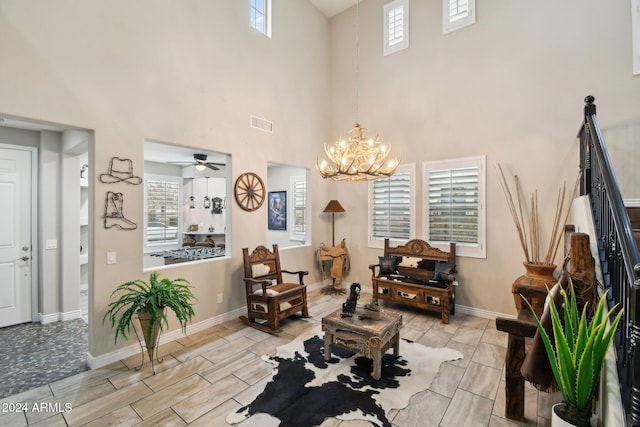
[268,191,286,230]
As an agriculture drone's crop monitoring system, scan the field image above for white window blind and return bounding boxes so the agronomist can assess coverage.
[384,0,409,56]
[289,175,307,241]
[145,176,180,245]
[388,5,404,46]
[443,0,475,34]
[369,164,415,246]
[428,167,478,243]
[423,156,486,258]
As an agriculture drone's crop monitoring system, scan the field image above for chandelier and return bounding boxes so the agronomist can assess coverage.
[316,0,399,182]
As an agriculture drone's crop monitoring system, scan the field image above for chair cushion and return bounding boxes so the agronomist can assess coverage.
[251,263,271,277]
[251,282,302,297]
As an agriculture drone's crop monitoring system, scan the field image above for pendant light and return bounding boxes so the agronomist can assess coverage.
[203,177,211,209]
[316,0,399,181]
[189,179,195,209]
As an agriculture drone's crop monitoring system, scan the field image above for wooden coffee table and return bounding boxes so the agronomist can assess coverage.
[322,308,403,380]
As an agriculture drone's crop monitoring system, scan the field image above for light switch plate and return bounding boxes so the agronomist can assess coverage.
[107,251,117,264]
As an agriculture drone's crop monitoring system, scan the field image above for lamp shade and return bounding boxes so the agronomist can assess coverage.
[323,200,346,213]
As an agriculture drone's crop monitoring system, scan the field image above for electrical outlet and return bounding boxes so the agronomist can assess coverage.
[217,293,223,303]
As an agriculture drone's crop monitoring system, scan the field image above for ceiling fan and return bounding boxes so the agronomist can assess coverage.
[170,153,225,171]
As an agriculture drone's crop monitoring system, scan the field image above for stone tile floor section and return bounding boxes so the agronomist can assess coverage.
[0,288,561,426]
[0,319,88,399]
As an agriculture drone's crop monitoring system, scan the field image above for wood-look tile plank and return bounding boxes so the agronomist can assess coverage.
[132,374,210,420]
[28,414,67,427]
[171,375,249,423]
[458,362,501,399]
[134,408,186,427]
[142,356,213,392]
[187,398,241,427]
[53,378,117,407]
[472,342,508,370]
[120,341,186,369]
[62,381,152,426]
[200,336,256,363]
[440,389,494,427]
[83,404,142,427]
[109,356,181,390]
[392,389,451,427]
[200,350,262,384]
[48,362,128,396]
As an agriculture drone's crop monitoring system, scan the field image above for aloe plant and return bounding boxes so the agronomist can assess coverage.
[525,282,623,426]
[103,272,196,348]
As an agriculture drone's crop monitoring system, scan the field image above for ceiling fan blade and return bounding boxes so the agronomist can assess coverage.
[204,163,220,171]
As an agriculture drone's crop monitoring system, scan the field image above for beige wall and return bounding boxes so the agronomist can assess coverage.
[0,0,330,358]
[327,0,640,316]
[0,0,638,360]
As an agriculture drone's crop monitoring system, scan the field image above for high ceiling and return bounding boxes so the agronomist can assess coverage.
[309,0,360,18]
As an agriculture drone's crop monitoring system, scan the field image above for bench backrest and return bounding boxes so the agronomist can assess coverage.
[384,239,456,282]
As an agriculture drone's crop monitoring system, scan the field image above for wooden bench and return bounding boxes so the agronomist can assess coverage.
[369,239,456,323]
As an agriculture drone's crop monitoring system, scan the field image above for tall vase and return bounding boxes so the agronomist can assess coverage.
[512,262,557,313]
[137,309,160,361]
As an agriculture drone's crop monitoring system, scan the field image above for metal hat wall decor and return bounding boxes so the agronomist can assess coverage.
[99,157,142,185]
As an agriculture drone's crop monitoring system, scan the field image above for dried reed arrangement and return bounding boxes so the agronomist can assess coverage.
[496,164,578,266]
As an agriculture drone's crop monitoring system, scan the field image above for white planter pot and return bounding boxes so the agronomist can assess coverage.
[551,403,582,427]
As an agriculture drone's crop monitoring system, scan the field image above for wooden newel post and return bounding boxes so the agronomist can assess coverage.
[569,232,597,315]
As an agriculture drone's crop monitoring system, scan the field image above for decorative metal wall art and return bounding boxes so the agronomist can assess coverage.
[99,157,142,185]
[104,191,137,230]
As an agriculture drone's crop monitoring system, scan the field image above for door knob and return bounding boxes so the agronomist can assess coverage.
[17,256,29,261]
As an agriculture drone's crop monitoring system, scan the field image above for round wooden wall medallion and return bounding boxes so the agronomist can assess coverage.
[234,172,265,212]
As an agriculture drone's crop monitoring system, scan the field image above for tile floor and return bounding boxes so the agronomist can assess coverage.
[0,319,88,399]
[0,288,561,426]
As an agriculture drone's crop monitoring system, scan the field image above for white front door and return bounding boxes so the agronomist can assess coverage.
[0,147,33,327]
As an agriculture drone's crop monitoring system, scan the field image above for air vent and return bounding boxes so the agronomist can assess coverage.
[250,115,273,133]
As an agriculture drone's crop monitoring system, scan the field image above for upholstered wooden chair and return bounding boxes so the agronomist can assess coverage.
[241,244,310,332]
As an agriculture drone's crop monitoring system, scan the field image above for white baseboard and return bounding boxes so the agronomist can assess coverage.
[39,310,83,324]
[87,306,245,369]
[455,304,515,320]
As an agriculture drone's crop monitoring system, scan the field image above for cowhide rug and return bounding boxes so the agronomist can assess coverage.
[227,326,463,427]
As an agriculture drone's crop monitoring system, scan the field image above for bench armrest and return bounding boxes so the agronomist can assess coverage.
[495,317,537,338]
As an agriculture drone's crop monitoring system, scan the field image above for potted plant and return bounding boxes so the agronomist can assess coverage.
[525,282,623,427]
[103,272,196,364]
[364,299,381,320]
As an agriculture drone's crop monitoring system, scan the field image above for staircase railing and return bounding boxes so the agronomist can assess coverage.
[579,95,640,426]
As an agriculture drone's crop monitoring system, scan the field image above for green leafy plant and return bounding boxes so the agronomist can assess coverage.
[365,299,380,311]
[525,282,623,426]
[103,272,196,348]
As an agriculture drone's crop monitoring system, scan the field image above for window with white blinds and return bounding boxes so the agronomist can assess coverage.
[368,163,415,248]
[145,175,181,246]
[289,175,308,242]
[443,0,475,34]
[423,156,486,258]
[250,0,271,38]
[384,0,409,56]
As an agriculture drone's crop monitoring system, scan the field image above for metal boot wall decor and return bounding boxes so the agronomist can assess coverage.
[99,157,141,230]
